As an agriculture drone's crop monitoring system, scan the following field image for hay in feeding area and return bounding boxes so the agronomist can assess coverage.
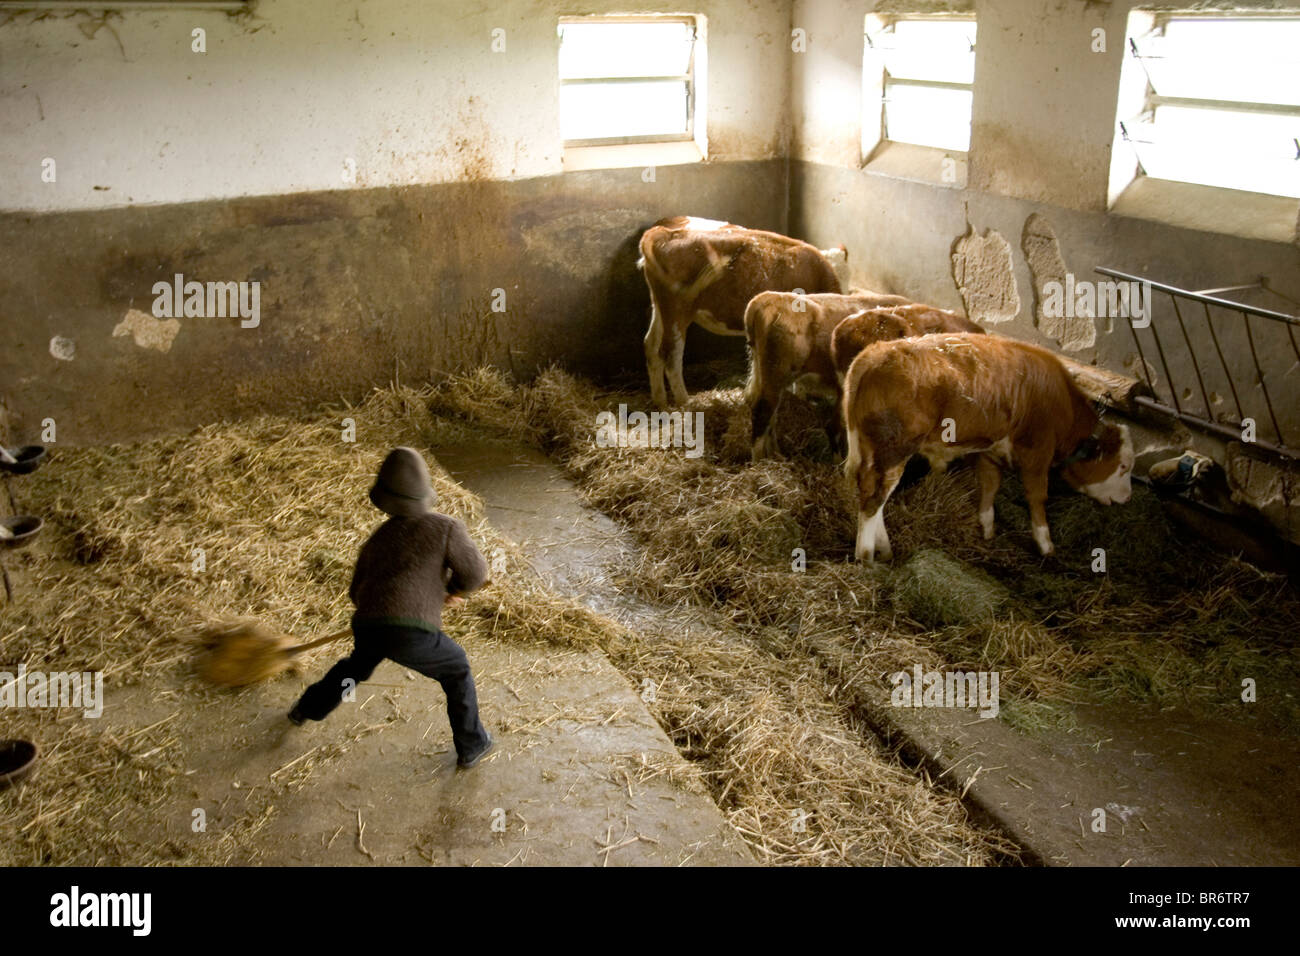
[430,366,1300,733]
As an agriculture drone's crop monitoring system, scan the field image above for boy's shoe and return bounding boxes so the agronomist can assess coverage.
[457,733,494,769]
[288,706,307,726]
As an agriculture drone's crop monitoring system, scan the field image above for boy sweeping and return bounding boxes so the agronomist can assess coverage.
[289,447,494,769]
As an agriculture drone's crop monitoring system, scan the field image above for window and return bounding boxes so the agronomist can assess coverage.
[1116,14,1300,199]
[864,16,977,154]
[558,17,699,147]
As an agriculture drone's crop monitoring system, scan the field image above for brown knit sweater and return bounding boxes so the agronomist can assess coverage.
[349,513,489,633]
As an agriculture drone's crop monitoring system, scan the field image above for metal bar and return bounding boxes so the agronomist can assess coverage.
[1171,296,1214,421]
[884,77,974,93]
[1133,397,1300,463]
[1286,323,1300,369]
[560,15,695,26]
[1156,11,1300,24]
[1203,301,1246,424]
[1150,293,1183,415]
[1149,95,1300,118]
[1194,282,1264,296]
[560,76,691,86]
[564,133,695,148]
[1126,304,1158,396]
[1096,267,1300,325]
[1242,311,1287,446]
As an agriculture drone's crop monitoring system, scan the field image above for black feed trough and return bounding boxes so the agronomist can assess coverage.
[0,445,46,476]
[0,515,43,549]
[0,739,39,789]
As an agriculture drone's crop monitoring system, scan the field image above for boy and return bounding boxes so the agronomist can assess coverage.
[289,446,494,769]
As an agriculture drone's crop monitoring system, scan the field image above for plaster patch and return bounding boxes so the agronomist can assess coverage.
[1225,443,1287,510]
[951,226,1019,325]
[114,309,180,353]
[49,336,76,361]
[1022,213,1095,352]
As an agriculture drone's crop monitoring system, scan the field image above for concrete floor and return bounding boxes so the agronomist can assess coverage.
[91,437,754,866]
[101,631,751,865]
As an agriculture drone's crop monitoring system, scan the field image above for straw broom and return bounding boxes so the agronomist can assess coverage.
[198,621,352,687]
[197,591,480,688]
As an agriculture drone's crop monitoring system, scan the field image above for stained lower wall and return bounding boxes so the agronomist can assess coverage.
[0,160,786,445]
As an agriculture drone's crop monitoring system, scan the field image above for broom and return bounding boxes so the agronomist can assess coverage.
[198,621,352,688]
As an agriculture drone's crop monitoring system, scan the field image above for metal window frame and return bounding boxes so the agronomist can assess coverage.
[559,15,698,149]
[1122,12,1300,187]
[868,14,976,152]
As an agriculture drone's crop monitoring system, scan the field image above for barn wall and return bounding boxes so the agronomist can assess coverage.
[790,0,1300,528]
[0,0,792,444]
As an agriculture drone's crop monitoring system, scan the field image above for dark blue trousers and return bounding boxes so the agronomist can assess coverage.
[293,622,489,760]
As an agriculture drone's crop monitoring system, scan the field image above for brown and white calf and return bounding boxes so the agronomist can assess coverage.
[829,304,983,384]
[842,333,1133,561]
[743,291,912,458]
[638,216,849,408]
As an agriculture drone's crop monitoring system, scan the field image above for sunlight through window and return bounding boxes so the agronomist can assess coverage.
[559,18,698,145]
[867,17,977,153]
[1120,15,1300,199]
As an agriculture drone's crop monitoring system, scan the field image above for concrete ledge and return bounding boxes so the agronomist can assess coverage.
[1112,176,1299,246]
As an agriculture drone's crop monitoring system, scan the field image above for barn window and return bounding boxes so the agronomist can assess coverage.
[558,17,699,147]
[864,16,977,154]
[1116,14,1300,200]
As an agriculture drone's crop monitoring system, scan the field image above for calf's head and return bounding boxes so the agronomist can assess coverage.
[822,244,851,290]
[831,309,910,383]
[1061,422,1133,505]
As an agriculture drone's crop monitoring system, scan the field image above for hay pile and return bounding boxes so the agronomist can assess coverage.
[0,383,605,865]
[432,366,1300,732]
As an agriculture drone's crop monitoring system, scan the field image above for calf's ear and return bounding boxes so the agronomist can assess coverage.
[1065,436,1101,464]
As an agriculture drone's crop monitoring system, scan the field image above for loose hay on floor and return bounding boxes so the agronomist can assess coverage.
[431,366,1300,733]
[2,376,1011,867]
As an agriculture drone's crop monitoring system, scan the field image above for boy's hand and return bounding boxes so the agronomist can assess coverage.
[444,594,465,608]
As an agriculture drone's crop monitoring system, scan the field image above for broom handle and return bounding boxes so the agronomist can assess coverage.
[285,628,353,656]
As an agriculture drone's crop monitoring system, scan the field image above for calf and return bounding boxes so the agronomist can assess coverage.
[744,291,911,459]
[829,304,983,384]
[638,216,849,408]
[842,333,1133,561]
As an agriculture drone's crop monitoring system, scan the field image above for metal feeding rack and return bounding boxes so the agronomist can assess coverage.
[1095,267,1300,468]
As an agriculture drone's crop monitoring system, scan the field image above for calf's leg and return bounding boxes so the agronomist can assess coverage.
[1019,462,1054,555]
[644,304,668,409]
[846,427,907,562]
[975,454,1001,540]
[665,327,689,407]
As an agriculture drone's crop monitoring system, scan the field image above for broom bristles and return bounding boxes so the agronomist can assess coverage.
[198,621,296,687]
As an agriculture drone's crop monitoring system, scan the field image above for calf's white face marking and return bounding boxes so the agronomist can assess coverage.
[822,246,851,288]
[1079,426,1134,506]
